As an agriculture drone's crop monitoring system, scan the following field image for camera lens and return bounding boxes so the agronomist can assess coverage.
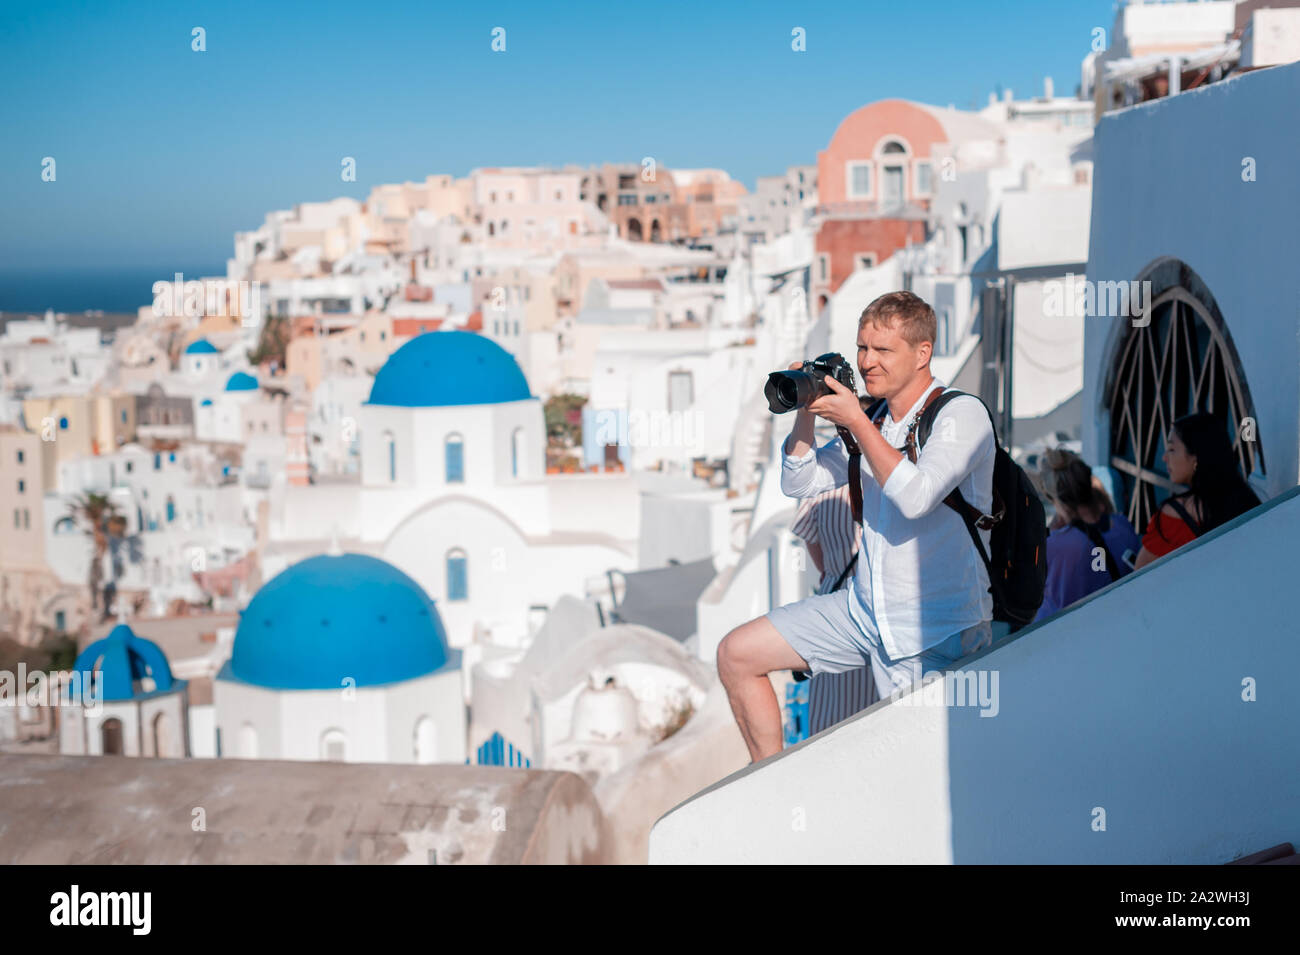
[765,371,806,413]
[775,376,800,409]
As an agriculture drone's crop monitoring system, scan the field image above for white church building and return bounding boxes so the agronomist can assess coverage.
[60,621,189,758]
[262,330,641,663]
[213,551,465,764]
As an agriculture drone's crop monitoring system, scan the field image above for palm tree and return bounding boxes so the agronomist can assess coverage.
[67,493,121,613]
[246,314,288,370]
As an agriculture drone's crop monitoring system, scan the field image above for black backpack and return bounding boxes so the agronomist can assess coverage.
[842,389,1047,632]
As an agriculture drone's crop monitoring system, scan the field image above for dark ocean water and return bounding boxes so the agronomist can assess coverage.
[0,265,229,314]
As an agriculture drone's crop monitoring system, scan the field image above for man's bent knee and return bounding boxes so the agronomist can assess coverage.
[717,616,807,681]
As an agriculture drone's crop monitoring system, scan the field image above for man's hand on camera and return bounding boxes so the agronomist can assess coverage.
[807,373,866,430]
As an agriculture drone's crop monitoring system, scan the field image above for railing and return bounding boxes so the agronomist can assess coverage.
[813,199,924,219]
[475,732,531,768]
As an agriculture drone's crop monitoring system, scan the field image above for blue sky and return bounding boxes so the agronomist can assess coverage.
[1,0,1116,272]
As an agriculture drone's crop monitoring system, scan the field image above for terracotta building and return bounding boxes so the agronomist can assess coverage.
[812,98,1002,308]
[583,163,747,244]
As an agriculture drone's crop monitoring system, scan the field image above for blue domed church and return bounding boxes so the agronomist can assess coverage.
[59,622,189,757]
[213,552,465,764]
[261,330,638,687]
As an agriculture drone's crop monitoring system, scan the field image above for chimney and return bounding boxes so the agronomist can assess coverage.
[1044,76,1054,99]
[988,91,997,107]
[1003,88,1013,103]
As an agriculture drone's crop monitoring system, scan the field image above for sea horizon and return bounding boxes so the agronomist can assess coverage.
[0,264,229,315]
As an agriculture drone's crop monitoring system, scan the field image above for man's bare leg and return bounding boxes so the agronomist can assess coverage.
[716,615,810,763]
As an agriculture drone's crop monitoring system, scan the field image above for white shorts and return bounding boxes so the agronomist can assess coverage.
[766,586,992,697]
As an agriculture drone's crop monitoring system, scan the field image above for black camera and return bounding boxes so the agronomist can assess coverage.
[764,352,857,414]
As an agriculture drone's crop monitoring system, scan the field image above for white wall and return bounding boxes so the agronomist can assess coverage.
[214,671,464,764]
[361,400,545,489]
[381,668,466,764]
[1114,0,1235,57]
[213,678,281,758]
[998,188,1090,271]
[652,487,1300,863]
[638,491,730,567]
[188,703,217,758]
[1244,8,1300,67]
[1011,279,1084,421]
[827,257,903,363]
[381,495,634,649]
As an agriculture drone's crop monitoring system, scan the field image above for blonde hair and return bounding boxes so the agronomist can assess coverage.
[858,291,937,347]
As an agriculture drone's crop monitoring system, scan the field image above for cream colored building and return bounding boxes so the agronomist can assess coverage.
[553,250,646,318]
[365,175,474,255]
[470,168,593,252]
[285,312,403,392]
[0,426,84,643]
[20,393,137,487]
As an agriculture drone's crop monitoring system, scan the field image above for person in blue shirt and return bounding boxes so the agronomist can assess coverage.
[1034,448,1140,622]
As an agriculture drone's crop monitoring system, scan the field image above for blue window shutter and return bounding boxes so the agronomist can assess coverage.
[447,554,467,600]
[446,440,464,482]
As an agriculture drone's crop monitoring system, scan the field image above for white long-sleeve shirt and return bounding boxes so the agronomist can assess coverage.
[780,379,995,659]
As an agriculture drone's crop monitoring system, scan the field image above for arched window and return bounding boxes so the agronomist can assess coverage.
[877,140,909,207]
[383,430,396,482]
[668,371,694,414]
[239,723,258,758]
[511,427,524,478]
[445,434,464,483]
[165,495,176,523]
[152,712,172,757]
[446,548,468,601]
[54,516,77,535]
[321,728,347,762]
[1104,257,1263,532]
[413,716,437,764]
[101,717,124,756]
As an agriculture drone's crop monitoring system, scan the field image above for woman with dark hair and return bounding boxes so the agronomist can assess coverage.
[1133,412,1261,569]
[1034,448,1141,621]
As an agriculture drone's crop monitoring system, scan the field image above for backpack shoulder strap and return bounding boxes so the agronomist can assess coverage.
[1069,517,1122,582]
[829,552,858,593]
[913,387,1004,533]
[836,397,888,527]
[1164,495,1204,538]
[916,388,998,449]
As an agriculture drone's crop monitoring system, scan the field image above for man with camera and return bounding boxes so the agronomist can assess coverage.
[717,291,996,763]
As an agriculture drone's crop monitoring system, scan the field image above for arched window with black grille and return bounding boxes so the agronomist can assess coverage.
[1104,257,1263,532]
